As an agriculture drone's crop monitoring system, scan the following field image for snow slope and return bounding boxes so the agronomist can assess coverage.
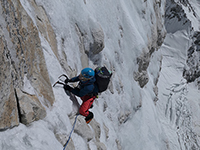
[0,0,200,150]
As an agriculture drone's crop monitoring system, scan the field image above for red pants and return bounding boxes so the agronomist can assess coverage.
[79,95,96,117]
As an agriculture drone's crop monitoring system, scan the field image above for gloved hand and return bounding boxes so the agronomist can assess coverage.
[63,84,73,91]
[64,78,69,84]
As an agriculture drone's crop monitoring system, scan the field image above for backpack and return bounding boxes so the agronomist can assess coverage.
[95,66,112,93]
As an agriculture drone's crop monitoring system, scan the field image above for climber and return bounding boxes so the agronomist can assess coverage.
[63,68,98,124]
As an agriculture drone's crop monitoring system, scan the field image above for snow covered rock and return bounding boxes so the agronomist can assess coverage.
[90,24,104,55]
[1,0,200,150]
[73,116,94,142]
[75,19,105,65]
[133,0,166,88]
[156,0,200,149]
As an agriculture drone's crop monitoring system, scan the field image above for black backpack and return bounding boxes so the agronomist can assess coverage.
[95,66,112,93]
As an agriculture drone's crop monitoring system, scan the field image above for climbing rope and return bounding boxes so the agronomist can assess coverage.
[63,114,79,150]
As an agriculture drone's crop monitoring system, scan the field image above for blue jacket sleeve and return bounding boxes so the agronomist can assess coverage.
[71,84,94,97]
[69,76,80,82]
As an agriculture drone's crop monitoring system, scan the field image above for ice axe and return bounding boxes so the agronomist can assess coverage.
[53,74,69,87]
[58,74,69,80]
[52,81,65,87]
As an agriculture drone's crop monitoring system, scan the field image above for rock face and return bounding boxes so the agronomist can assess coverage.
[165,0,200,85]
[161,0,200,149]
[15,88,47,125]
[183,32,200,83]
[0,0,54,130]
[165,0,192,33]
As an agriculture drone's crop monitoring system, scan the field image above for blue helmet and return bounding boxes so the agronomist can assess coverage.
[80,68,95,80]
